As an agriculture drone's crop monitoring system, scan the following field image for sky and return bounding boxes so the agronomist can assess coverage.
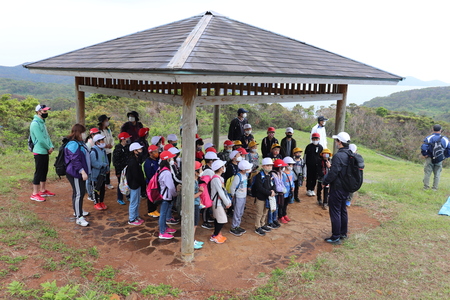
[1,0,449,83]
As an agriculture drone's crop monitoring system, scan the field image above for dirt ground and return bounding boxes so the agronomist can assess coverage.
[17,176,379,297]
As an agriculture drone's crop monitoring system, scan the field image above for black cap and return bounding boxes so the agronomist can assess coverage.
[318,116,328,122]
[433,124,442,132]
[97,114,110,124]
[237,108,248,115]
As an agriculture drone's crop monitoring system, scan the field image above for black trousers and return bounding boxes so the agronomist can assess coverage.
[328,188,350,240]
[105,153,112,185]
[66,174,86,218]
[306,166,318,191]
[33,154,49,185]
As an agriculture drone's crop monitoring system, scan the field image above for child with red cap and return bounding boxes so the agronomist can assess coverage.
[218,140,234,162]
[261,127,279,158]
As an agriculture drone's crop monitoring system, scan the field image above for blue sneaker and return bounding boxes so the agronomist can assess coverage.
[194,241,203,249]
[346,200,351,207]
[324,237,342,244]
[117,199,126,205]
[194,240,204,245]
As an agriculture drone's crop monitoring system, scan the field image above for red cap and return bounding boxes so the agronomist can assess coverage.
[237,147,248,155]
[311,133,320,138]
[138,127,149,137]
[164,144,174,151]
[206,147,217,153]
[194,161,203,170]
[148,145,159,152]
[273,159,288,167]
[160,150,176,160]
[267,127,276,133]
[223,140,234,146]
[90,128,100,134]
[118,132,131,140]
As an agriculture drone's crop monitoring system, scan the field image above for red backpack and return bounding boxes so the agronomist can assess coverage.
[146,167,169,203]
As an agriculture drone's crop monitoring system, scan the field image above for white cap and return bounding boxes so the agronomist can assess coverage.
[35,104,51,112]
[151,136,161,145]
[93,134,105,143]
[205,152,218,160]
[211,160,226,171]
[286,127,294,133]
[129,142,143,152]
[349,144,357,153]
[229,150,239,160]
[168,147,180,154]
[283,156,295,164]
[238,160,253,170]
[167,134,178,141]
[204,142,213,150]
[244,124,252,129]
[332,132,351,144]
[261,157,274,165]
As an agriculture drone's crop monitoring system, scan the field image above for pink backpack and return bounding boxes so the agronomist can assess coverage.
[146,167,169,203]
[199,175,213,208]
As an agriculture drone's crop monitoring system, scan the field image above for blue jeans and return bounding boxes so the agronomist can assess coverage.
[129,187,141,222]
[268,208,278,224]
[159,200,172,234]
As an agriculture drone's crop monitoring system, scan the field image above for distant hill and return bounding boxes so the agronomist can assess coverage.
[0,65,73,84]
[398,76,449,87]
[362,86,450,122]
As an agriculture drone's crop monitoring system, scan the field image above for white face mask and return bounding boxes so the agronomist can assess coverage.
[236,156,243,162]
[98,142,106,149]
[313,140,319,145]
[251,148,257,153]
[242,113,247,118]
[323,154,330,158]
[245,130,252,135]
[246,169,251,174]
[322,121,327,126]
[81,133,87,140]
[169,159,175,166]
[281,167,286,172]
[105,121,110,127]
[128,116,135,122]
[288,166,293,171]
[223,167,226,173]
[226,149,232,153]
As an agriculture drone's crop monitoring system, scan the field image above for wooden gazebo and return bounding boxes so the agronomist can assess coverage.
[25,11,402,261]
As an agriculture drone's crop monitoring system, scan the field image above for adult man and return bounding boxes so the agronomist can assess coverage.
[421,124,450,190]
[120,111,143,143]
[228,108,249,141]
[322,132,351,244]
[30,104,55,202]
[280,127,297,158]
[311,116,328,149]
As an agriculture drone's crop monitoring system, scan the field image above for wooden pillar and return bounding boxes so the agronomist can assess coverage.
[75,77,85,125]
[181,83,197,262]
[334,84,348,153]
[213,105,220,148]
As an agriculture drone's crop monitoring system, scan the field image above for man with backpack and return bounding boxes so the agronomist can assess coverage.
[321,132,352,245]
[421,124,450,191]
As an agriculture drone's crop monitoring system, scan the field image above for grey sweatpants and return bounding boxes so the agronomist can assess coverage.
[231,197,246,228]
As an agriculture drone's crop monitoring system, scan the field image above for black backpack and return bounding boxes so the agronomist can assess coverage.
[340,150,365,193]
[430,136,445,164]
[54,138,71,178]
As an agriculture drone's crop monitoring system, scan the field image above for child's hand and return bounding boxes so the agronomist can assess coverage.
[199,186,204,192]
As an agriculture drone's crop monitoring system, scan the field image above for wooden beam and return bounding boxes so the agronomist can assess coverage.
[334,84,348,153]
[181,83,197,262]
[213,105,220,148]
[75,77,85,125]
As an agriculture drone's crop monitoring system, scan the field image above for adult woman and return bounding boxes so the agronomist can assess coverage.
[64,124,91,226]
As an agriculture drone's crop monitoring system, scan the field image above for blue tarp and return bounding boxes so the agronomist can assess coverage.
[438,197,450,216]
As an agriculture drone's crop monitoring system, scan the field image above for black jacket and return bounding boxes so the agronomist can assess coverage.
[304,143,323,168]
[261,137,279,158]
[322,147,350,190]
[280,137,297,158]
[126,154,146,190]
[228,117,248,141]
[253,171,275,201]
[113,143,129,176]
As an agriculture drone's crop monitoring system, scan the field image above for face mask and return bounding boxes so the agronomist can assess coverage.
[295,154,301,158]
[81,133,87,140]
[263,166,272,173]
[199,171,204,177]
[251,148,257,153]
[223,167,226,173]
[246,169,251,174]
[159,145,164,151]
[169,159,175,166]
[323,121,327,126]
[236,156,243,162]
[313,140,319,145]
[172,143,178,147]
[98,142,106,149]
[323,154,330,158]
[286,134,292,138]
[288,166,293,171]
[242,113,247,118]
[126,139,131,145]
[281,167,286,172]
[105,121,110,127]
[41,113,48,119]
[128,116,135,122]
[245,130,252,135]
[226,149,231,153]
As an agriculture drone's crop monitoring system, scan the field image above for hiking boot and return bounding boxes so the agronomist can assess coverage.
[284,215,291,222]
[165,228,177,234]
[106,184,114,190]
[324,236,341,244]
[273,220,281,228]
[94,203,103,211]
[117,199,126,205]
[128,219,142,226]
[255,227,266,236]
[230,227,243,237]
[210,234,225,244]
[201,223,214,229]
[166,218,179,225]
[30,194,46,202]
[261,225,272,232]
[280,216,288,224]
[100,202,107,210]
[236,227,246,234]
[159,233,174,239]
[73,211,90,217]
[39,190,55,197]
[148,211,160,218]
[76,217,89,227]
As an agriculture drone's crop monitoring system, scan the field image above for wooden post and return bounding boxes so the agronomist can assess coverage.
[181,83,197,262]
[213,105,220,148]
[334,84,348,153]
[75,77,85,125]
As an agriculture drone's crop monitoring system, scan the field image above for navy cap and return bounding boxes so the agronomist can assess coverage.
[237,108,248,115]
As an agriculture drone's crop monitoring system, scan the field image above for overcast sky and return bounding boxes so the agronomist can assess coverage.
[2,0,448,83]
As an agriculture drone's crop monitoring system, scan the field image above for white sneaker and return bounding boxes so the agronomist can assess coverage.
[87,196,94,202]
[106,184,114,190]
[310,191,316,196]
[76,217,89,227]
[73,211,90,217]
[306,190,311,196]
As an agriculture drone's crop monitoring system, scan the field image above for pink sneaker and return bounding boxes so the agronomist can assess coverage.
[159,233,174,239]
[166,228,176,234]
[30,194,46,202]
[39,190,55,197]
[128,219,142,226]
[100,202,108,210]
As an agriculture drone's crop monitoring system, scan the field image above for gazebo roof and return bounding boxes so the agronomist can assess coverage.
[25,11,402,85]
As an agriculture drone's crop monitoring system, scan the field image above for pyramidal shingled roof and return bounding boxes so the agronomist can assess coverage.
[25,11,402,83]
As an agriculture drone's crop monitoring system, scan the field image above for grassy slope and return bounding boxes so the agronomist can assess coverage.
[2,130,450,299]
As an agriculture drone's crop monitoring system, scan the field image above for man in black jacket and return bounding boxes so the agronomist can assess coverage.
[228,108,248,141]
[253,158,276,236]
[322,132,351,244]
